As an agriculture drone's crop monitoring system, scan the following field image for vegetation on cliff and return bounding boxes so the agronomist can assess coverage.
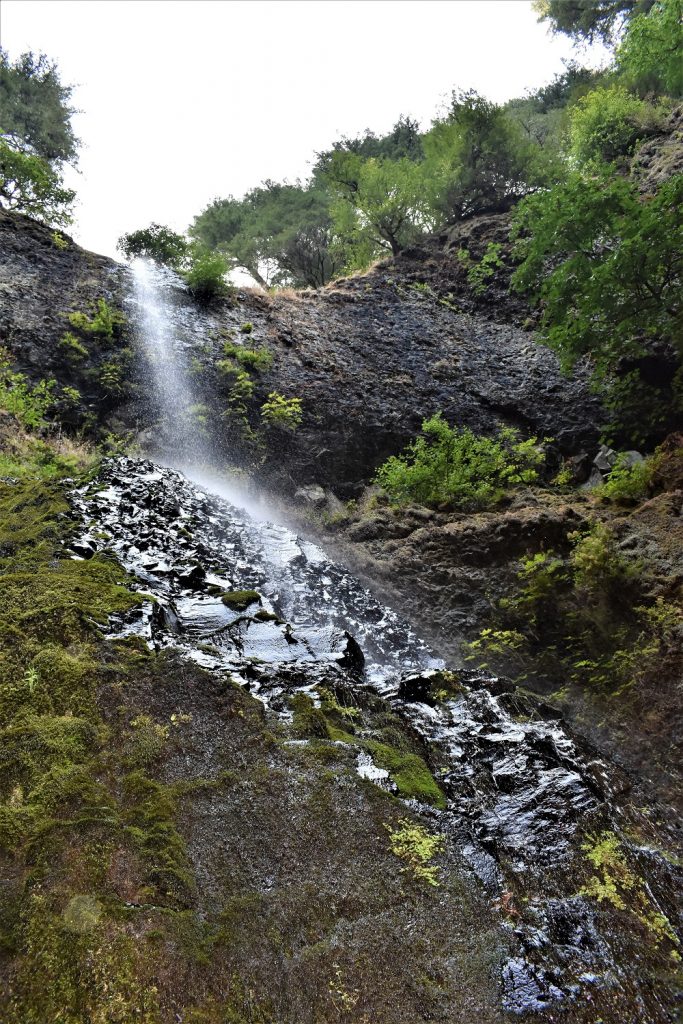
[0,49,77,225]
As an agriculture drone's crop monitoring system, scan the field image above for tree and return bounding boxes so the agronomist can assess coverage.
[532,0,655,44]
[117,223,189,268]
[616,0,683,97]
[312,115,424,183]
[0,141,74,224]
[327,155,429,269]
[0,49,78,163]
[511,170,683,441]
[0,49,77,223]
[504,62,603,149]
[191,182,338,289]
[422,90,557,222]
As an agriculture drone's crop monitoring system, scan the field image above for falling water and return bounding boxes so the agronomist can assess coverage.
[129,258,206,466]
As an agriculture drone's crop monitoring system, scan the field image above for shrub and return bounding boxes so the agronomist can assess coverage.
[457,241,505,295]
[260,392,303,431]
[58,331,88,360]
[568,86,666,166]
[511,171,683,445]
[0,348,55,429]
[600,454,653,504]
[375,413,545,509]
[183,248,232,303]
[67,298,125,339]
[221,342,272,372]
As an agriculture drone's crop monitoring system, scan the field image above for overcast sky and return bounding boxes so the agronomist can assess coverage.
[1,0,606,259]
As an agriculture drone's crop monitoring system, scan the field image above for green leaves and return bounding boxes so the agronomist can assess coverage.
[116,224,189,269]
[617,0,683,98]
[511,171,683,442]
[0,140,75,225]
[375,414,545,510]
[0,50,77,225]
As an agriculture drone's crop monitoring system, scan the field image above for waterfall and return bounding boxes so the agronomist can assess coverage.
[130,258,206,466]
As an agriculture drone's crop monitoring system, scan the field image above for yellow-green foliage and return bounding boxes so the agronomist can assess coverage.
[580,831,680,951]
[67,298,125,339]
[51,230,69,250]
[0,349,55,430]
[221,342,273,373]
[375,414,545,510]
[260,391,303,431]
[569,85,666,165]
[600,454,654,505]
[58,331,88,360]
[385,819,444,886]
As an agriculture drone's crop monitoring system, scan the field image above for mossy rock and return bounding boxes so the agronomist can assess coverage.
[220,590,261,611]
[290,693,330,740]
[253,609,283,624]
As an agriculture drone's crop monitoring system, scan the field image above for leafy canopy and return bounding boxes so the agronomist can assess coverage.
[117,223,189,269]
[375,414,545,509]
[0,141,74,225]
[420,90,560,223]
[616,0,683,97]
[532,0,656,44]
[191,182,338,289]
[0,49,77,224]
[511,171,683,443]
[327,154,429,269]
[0,49,78,164]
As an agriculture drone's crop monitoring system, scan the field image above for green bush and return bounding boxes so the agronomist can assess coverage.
[0,348,55,429]
[221,342,272,372]
[67,298,125,339]
[600,455,653,504]
[511,171,683,444]
[616,0,683,98]
[260,392,303,431]
[375,413,545,509]
[568,86,666,165]
[183,248,232,303]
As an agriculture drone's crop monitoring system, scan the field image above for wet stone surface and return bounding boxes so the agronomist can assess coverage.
[68,457,682,1021]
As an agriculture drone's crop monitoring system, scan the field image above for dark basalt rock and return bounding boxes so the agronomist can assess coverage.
[63,456,683,1023]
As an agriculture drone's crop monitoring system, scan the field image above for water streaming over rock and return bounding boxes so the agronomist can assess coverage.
[66,262,682,1021]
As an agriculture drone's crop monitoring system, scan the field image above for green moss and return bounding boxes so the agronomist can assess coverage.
[580,831,680,949]
[220,589,261,610]
[289,693,330,739]
[122,771,195,907]
[326,724,445,808]
[386,818,444,886]
[365,740,446,808]
[253,608,283,623]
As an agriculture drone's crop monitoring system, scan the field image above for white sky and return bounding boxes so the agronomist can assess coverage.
[0,0,606,259]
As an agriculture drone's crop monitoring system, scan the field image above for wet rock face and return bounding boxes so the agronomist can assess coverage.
[0,209,129,427]
[67,457,682,1022]
[0,208,604,494]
